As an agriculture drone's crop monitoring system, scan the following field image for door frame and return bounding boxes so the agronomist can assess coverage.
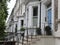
[47,7,52,27]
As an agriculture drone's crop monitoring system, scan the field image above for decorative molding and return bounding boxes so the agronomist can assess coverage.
[17,15,24,18]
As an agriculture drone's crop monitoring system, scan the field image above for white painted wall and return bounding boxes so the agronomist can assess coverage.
[41,3,46,34]
[41,0,55,35]
[28,6,33,27]
[25,1,41,35]
[18,17,24,30]
[7,0,55,35]
[51,0,55,35]
[22,4,25,15]
[6,0,57,43]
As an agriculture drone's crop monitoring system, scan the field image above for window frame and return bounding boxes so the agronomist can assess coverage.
[33,6,38,17]
[32,6,38,27]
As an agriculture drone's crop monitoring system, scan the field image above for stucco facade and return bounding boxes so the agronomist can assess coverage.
[6,0,56,38]
[6,0,60,45]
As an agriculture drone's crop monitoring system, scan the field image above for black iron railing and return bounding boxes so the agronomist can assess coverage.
[5,25,53,45]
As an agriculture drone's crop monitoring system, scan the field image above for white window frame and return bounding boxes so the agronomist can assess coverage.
[32,6,38,27]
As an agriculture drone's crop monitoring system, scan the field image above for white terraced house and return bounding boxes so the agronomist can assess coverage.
[6,0,60,45]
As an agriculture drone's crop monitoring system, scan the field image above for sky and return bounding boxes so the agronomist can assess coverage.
[7,0,16,15]
[6,0,16,22]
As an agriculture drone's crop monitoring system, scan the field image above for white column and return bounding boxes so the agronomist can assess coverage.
[28,6,33,27]
[28,6,33,35]
[41,3,46,34]
[52,0,55,35]
[38,4,40,27]
[17,18,20,30]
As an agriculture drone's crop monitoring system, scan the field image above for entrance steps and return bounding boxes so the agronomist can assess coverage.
[16,35,55,45]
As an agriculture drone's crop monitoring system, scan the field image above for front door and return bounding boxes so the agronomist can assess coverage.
[47,8,52,28]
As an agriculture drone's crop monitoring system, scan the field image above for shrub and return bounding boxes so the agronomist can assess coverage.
[20,27,25,31]
[36,28,42,35]
[45,26,52,35]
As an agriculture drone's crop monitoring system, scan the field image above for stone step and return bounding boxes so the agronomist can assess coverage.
[18,35,54,45]
[30,36,55,45]
[19,39,32,45]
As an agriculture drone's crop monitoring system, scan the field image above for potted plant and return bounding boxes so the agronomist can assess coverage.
[44,26,52,35]
[20,27,25,36]
[36,28,42,35]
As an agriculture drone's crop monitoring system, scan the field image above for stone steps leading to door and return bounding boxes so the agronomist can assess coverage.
[16,35,55,45]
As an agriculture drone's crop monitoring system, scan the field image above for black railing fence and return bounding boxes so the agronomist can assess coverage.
[5,24,53,45]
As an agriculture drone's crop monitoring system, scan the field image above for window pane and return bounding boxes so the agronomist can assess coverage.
[33,17,38,26]
[21,20,24,27]
[33,6,38,16]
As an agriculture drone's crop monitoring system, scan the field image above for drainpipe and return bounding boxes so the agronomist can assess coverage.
[27,8,28,45]
[39,0,41,29]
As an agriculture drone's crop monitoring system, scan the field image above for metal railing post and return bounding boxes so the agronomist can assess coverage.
[22,34,24,45]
